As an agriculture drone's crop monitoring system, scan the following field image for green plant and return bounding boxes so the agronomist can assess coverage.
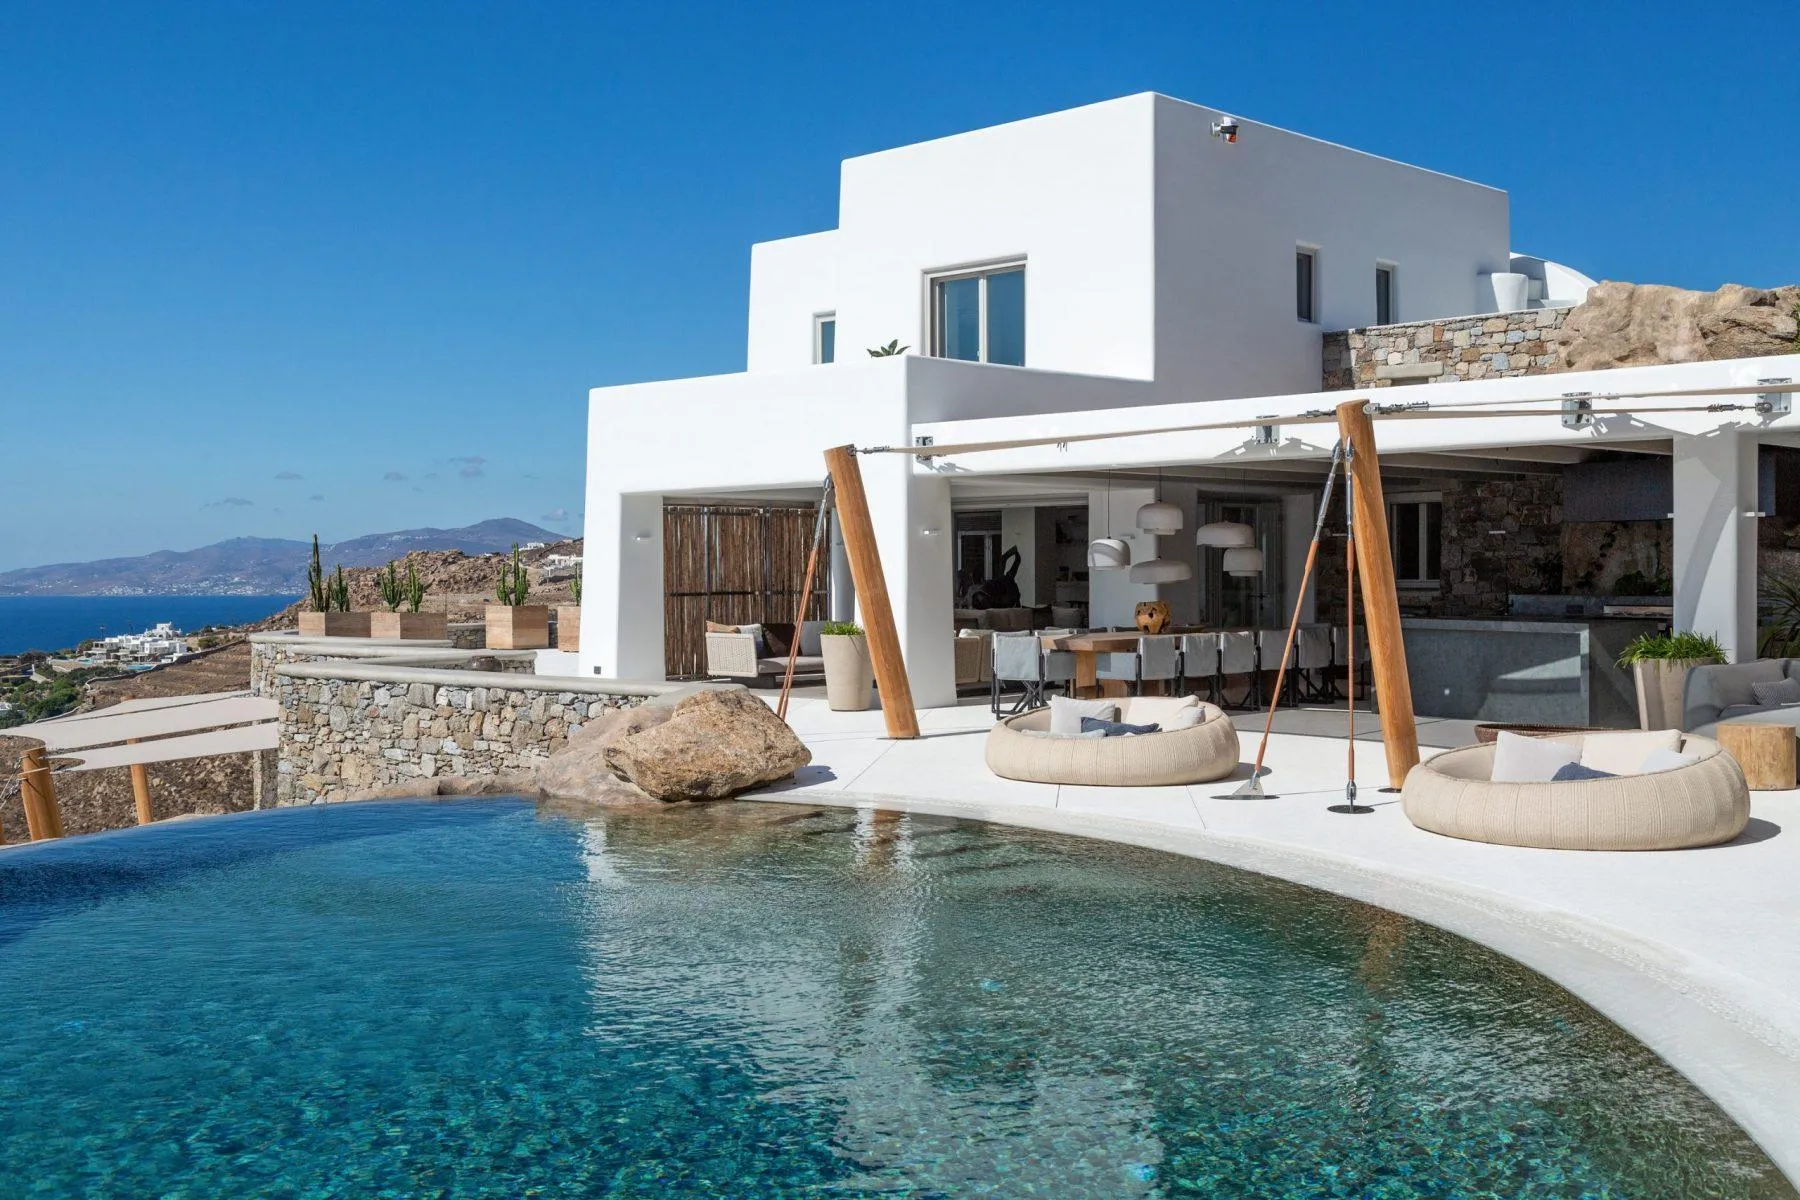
[496,544,531,607]
[404,561,426,613]
[1616,630,1726,668]
[1760,572,1800,656]
[569,574,582,605]
[329,565,351,612]
[307,535,329,613]
[867,340,909,357]
[377,561,404,612]
[821,621,864,637]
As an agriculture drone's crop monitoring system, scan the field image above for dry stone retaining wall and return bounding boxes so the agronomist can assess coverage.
[1323,308,1569,390]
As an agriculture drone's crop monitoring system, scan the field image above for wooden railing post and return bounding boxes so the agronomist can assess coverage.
[824,445,920,739]
[19,745,64,841]
[1335,399,1420,788]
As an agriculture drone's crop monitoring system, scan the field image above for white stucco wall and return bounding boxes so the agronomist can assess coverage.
[747,229,840,372]
[1151,95,1511,402]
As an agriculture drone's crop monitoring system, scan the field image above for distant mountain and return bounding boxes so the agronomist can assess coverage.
[0,519,568,596]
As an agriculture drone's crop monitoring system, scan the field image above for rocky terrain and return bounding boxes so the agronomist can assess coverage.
[0,518,566,596]
[1556,282,1800,372]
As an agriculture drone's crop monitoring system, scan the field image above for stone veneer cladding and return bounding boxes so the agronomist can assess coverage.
[1323,307,1570,390]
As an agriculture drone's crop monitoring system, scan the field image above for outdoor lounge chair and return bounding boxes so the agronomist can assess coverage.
[1401,732,1748,850]
[985,696,1240,786]
[703,620,825,683]
[1216,630,1259,709]
[1095,634,1179,696]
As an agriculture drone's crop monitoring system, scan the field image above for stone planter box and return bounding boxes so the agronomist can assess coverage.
[821,633,873,711]
[1632,658,1710,730]
[487,605,550,650]
[369,612,448,641]
[556,606,581,652]
[298,612,371,638]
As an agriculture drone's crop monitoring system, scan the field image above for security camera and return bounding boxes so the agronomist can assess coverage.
[1211,116,1239,143]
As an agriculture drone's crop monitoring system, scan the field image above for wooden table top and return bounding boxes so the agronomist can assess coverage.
[1048,629,1207,652]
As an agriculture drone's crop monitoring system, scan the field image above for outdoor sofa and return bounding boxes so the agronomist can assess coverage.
[1681,658,1800,736]
[704,620,825,682]
[986,696,1240,787]
[1403,731,1748,850]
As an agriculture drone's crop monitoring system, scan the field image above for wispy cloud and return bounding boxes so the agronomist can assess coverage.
[274,470,304,481]
[308,494,324,502]
[451,455,486,465]
[459,464,484,478]
[542,507,570,522]
[383,471,406,482]
[204,497,254,508]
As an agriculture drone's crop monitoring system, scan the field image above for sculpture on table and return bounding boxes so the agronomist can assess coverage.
[1135,600,1171,634]
[963,545,1022,610]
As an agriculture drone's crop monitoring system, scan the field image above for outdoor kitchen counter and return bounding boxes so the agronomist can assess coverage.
[1400,616,1663,727]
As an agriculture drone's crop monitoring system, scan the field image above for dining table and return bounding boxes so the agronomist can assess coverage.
[1046,629,1209,699]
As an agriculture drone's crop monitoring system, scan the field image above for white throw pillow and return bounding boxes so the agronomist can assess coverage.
[1639,746,1699,774]
[1161,705,1206,731]
[1122,695,1200,726]
[1048,696,1119,736]
[736,622,765,655]
[1579,729,1681,776]
[1490,731,1579,783]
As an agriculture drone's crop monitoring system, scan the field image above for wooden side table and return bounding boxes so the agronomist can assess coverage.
[1714,722,1797,790]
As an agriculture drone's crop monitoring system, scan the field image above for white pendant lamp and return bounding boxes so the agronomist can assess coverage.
[1088,537,1132,571]
[1087,472,1132,570]
[1135,499,1183,535]
[1195,521,1255,548]
[1222,546,1265,577]
[1129,557,1192,584]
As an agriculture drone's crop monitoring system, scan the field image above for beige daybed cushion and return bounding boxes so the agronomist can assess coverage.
[1402,733,1749,851]
[985,698,1240,787]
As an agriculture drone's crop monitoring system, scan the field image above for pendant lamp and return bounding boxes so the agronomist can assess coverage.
[1087,472,1131,570]
[1222,546,1265,577]
[1195,521,1255,548]
[1136,499,1183,535]
[1129,557,1193,584]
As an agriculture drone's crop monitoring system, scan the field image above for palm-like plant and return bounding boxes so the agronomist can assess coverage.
[867,339,909,357]
[1761,572,1800,656]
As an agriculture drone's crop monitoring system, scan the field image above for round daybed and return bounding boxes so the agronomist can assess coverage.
[985,699,1240,787]
[1402,733,1750,851]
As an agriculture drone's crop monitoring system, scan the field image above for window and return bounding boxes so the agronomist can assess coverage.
[1295,247,1317,323]
[1375,264,1396,325]
[813,314,836,365]
[1388,497,1442,585]
[930,263,1025,365]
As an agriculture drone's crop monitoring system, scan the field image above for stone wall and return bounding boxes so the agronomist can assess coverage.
[1323,308,1569,390]
[271,668,671,805]
[249,636,533,699]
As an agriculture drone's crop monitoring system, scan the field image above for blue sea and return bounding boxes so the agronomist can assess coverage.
[0,595,298,655]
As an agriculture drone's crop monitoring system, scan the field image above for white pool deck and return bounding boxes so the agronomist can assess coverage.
[749,695,1800,1184]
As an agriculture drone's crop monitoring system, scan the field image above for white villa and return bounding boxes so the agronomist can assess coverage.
[79,622,191,669]
[578,92,1800,712]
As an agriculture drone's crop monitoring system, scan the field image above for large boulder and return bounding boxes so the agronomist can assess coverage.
[603,689,810,800]
[535,704,674,805]
[1556,282,1800,372]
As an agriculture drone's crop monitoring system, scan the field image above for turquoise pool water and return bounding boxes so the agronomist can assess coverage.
[0,799,1789,1198]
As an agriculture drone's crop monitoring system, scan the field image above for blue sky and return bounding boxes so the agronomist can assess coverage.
[1,1,1794,573]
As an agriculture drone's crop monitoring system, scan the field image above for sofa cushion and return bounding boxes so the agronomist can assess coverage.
[757,656,823,676]
[1752,677,1800,706]
[1579,729,1682,776]
[1491,731,1579,782]
[1640,747,1700,774]
[1120,695,1200,725]
[1161,705,1206,731]
[1713,659,1789,709]
[1552,762,1617,782]
[1020,726,1107,740]
[1049,696,1118,736]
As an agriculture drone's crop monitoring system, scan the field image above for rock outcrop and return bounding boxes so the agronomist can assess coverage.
[534,704,673,806]
[602,690,811,801]
[1556,282,1800,373]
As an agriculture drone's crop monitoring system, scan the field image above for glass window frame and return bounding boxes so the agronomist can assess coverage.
[927,260,1026,365]
[1375,262,1397,325]
[812,313,836,365]
[1296,246,1319,324]
[1387,493,1443,586]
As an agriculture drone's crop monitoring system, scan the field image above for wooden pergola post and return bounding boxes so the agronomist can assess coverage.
[1335,399,1420,788]
[128,739,154,825]
[824,445,920,740]
[19,745,64,841]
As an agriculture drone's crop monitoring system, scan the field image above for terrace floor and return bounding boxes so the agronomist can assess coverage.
[748,693,1800,1184]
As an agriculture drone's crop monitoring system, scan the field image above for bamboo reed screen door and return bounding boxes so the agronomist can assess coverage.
[662,503,827,678]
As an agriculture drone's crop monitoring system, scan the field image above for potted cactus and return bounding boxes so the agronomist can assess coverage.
[370,559,446,640]
[485,543,550,649]
[297,535,371,637]
[556,573,582,653]
[820,620,873,711]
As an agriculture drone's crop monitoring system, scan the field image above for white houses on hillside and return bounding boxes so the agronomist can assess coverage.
[579,92,1797,714]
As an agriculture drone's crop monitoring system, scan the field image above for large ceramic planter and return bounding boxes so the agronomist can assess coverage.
[821,633,873,712]
[1632,658,1709,730]
[486,605,550,650]
[298,611,371,638]
[369,612,448,641]
[555,605,581,652]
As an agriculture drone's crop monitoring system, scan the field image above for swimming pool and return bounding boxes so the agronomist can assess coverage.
[0,798,1790,1197]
